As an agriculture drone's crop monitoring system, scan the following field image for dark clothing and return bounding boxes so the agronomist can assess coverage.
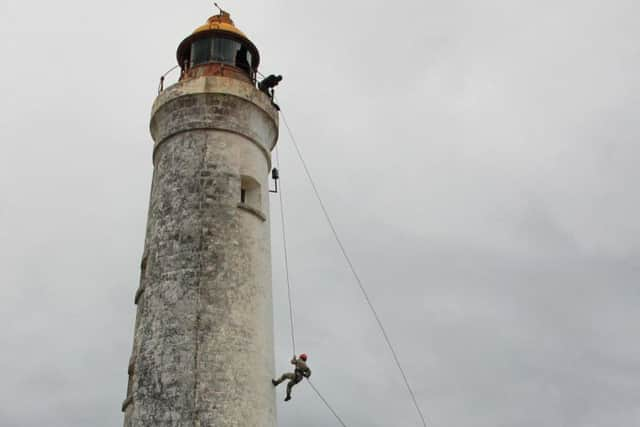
[258,75,282,95]
[273,357,311,400]
[292,358,311,379]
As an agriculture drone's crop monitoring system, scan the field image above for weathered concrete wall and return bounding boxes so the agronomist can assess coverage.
[123,76,279,427]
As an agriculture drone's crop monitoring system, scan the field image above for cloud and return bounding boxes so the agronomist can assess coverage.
[0,1,638,426]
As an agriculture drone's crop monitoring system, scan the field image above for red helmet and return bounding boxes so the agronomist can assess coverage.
[299,353,308,361]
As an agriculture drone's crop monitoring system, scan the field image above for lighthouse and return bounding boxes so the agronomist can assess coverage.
[123,10,279,427]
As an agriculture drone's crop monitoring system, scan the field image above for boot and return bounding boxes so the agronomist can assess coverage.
[284,395,291,402]
[272,379,277,386]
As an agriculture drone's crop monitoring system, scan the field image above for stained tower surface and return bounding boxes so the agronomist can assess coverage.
[122,11,279,427]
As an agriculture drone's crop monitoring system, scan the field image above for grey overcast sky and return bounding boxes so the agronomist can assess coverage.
[1,0,639,426]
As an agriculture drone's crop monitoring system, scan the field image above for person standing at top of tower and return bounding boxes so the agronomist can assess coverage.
[272,354,312,401]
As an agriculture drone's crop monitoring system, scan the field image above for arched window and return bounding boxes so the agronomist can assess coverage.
[240,175,261,210]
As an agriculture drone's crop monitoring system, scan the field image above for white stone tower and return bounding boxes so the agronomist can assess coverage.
[123,10,279,427]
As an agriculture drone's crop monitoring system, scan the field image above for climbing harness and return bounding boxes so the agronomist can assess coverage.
[273,107,432,427]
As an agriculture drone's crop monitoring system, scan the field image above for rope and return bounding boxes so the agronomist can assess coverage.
[307,379,348,427]
[274,148,350,425]
[275,146,296,356]
[279,109,430,427]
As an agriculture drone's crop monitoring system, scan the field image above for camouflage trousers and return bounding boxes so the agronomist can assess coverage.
[273,372,303,397]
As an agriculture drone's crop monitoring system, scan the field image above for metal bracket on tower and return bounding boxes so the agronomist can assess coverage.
[269,168,279,193]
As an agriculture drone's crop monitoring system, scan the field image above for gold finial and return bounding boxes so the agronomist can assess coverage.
[190,2,245,36]
[213,2,232,22]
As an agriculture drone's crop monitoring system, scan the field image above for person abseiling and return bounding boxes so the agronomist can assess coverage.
[272,353,312,401]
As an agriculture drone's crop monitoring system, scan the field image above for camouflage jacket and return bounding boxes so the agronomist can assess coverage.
[291,357,311,378]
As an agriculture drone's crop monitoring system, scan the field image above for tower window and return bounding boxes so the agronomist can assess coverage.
[212,38,241,63]
[238,175,266,221]
[190,36,253,70]
[191,38,211,66]
[239,176,261,210]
